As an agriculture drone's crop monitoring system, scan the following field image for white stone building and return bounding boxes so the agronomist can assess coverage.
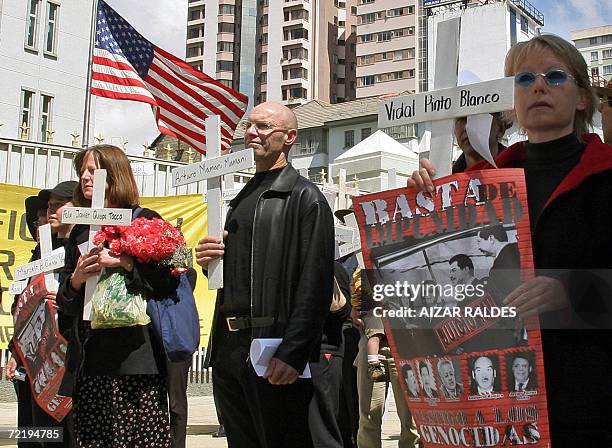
[0,0,93,146]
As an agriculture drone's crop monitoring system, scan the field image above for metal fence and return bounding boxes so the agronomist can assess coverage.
[0,348,211,384]
[0,138,206,197]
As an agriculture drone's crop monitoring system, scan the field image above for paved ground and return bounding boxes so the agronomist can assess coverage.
[0,394,404,447]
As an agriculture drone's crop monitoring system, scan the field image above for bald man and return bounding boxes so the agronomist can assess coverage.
[196,102,335,447]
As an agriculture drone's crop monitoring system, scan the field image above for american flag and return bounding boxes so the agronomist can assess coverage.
[91,0,247,154]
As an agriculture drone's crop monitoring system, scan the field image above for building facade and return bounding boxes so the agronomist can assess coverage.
[0,0,93,146]
[355,0,420,98]
[186,0,358,109]
[424,0,543,88]
[571,25,612,88]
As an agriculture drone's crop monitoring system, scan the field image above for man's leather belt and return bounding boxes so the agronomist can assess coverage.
[226,316,275,332]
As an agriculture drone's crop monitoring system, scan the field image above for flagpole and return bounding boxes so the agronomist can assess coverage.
[82,0,99,147]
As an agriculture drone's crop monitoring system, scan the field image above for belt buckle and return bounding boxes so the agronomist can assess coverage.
[226,317,239,332]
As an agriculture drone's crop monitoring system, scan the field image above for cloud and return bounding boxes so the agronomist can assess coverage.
[542,0,612,38]
[93,1,187,154]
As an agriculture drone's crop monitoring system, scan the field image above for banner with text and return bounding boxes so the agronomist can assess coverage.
[13,274,72,421]
[353,170,551,447]
[0,184,216,350]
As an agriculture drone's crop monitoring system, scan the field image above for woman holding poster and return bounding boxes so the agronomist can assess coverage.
[412,34,612,445]
[57,145,179,448]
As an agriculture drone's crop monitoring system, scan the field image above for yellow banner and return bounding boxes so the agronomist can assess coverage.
[0,184,215,349]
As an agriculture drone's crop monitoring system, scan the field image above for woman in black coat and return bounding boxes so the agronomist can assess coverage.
[57,145,179,448]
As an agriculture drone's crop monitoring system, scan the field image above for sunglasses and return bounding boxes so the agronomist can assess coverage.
[514,69,578,88]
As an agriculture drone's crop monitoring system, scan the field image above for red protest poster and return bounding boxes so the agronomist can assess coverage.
[12,273,72,422]
[353,169,550,446]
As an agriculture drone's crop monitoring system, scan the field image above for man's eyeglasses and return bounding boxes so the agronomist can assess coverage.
[245,121,290,134]
[514,69,578,88]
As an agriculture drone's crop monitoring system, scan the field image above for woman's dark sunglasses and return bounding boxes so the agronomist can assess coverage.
[514,69,577,88]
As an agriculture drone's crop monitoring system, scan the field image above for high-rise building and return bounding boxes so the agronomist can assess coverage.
[355,0,419,98]
[424,0,543,88]
[186,0,358,109]
[0,0,94,146]
[571,25,612,88]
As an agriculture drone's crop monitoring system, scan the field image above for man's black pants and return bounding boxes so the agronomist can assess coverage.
[309,353,343,448]
[212,327,314,448]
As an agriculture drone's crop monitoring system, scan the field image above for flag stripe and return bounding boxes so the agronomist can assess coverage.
[154,50,247,118]
[91,81,156,105]
[144,72,235,142]
[154,47,248,106]
[148,59,241,132]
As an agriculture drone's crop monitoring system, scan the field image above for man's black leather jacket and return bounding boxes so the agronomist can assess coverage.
[206,164,335,373]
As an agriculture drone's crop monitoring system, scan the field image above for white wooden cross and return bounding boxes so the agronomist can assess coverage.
[378,18,514,178]
[172,115,255,290]
[11,224,65,295]
[60,169,133,320]
[323,168,360,210]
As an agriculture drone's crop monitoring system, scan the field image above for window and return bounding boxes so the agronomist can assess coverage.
[191,61,203,71]
[359,75,374,86]
[219,79,234,88]
[360,13,375,24]
[387,7,405,17]
[260,52,267,64]
[188,25,204,39]
[360,0,374,3]
[217,41,234,52]
[361,128,371,140]
[219,4,235,15]
[282,87,307,100]
[20,89,35,139]
[261,14,268,26]
[589,37,598,45]
[218,22,234,33]
[603,35,612,43]
[351,6,357,15]
[25,0,40,50]
[603,65,612,75]
[40,94,53,142]
[216,60,233,72]
[509,9,517,46]
[44,2,59,55]
[590,51,598,61]
[188,7,204,21]
[186,44,203,57]
[344,130,354,148]
[603,49,612,59]
[378,31,391,42]
[520,15,528,33]
[260,72,267,83]
[261,32,268,44]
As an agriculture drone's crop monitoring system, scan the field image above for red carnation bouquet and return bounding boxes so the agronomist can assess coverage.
[93,217,190,277]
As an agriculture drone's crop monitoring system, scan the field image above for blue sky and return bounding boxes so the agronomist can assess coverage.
[94,0,612,154]
[535,0,612,39]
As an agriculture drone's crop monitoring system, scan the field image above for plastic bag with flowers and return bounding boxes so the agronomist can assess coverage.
[90,217,190,329]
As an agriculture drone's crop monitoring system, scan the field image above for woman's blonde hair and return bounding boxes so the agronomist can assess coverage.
[504,34,598,140]
[73,145,140,208]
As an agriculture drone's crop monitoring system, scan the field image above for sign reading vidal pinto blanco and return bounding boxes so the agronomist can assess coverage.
[378,77,514,128]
